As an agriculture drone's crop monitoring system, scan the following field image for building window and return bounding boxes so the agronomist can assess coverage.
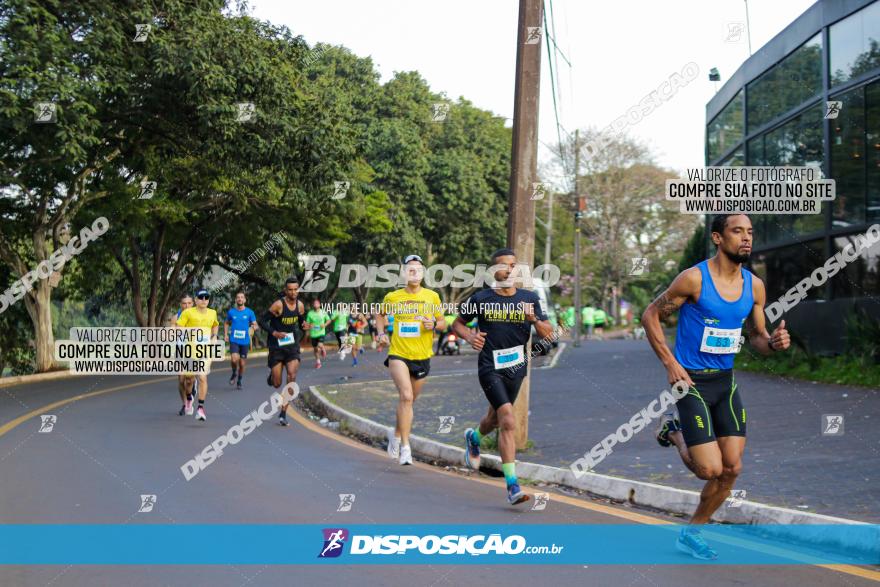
[747,103,825,245]
[708,91,743,162]
[830,0,880,87]
[749,239,828,301]
[747,34,823,133]
[867,80,880,220]
[719,147,744,166]
[830,230,880,298]
[831,86,867,227]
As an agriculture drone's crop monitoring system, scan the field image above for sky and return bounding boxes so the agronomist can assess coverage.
[249,0,817,176]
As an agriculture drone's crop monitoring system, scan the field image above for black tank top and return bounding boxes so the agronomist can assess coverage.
[268,298,302,349]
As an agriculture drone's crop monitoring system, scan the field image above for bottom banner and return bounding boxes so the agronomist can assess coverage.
[0,524,876,565]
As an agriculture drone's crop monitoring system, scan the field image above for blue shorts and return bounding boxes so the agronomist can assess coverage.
[229,342,250,358]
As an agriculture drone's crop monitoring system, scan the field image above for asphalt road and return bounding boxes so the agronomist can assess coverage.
[0,348,876,586]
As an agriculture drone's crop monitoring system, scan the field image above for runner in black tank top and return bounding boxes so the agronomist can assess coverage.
[258,277,305,426]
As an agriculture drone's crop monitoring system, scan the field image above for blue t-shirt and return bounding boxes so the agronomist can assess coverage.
[226,306,257,344]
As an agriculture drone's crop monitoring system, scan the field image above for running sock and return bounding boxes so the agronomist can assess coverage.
[237,376,242,384]
[231,369,237,378]
[502,462,517,487]
[198,399,205,408]
[186,394,193,402]
[472,428,483,444]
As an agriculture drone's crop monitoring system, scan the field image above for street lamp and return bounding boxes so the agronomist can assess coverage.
[709,67,721,93]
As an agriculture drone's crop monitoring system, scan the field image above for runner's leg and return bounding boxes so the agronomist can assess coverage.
[389,360,415,446]
[230,351,240,383]
[685,442,725,524]
[690,436,744,524]
[495,403,516,464]
[478,406,498,437]
[278,358,300,421]
[269,362,284,388]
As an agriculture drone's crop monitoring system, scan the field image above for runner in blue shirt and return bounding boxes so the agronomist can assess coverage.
[642,214,790,560]
[224,291,258,390]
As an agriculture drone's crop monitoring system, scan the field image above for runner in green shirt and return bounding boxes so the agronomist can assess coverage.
[305,298,332,369]
[594,307,607,338]
[563,306,575,329]
[581,305,595,338]
[331,306,349,350]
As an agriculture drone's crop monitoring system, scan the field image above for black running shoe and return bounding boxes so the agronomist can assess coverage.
[178,405,185,416]
[656,413,682,447]
[279,411,289,426]
[236,380,242,390]
[229,373,236,385]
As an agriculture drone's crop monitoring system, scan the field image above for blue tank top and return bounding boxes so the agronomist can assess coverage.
[673,260,754,371]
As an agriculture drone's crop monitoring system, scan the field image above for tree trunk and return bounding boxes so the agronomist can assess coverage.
[24,280,55,373]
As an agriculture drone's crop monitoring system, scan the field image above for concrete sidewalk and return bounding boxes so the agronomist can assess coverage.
[326,338,880,522]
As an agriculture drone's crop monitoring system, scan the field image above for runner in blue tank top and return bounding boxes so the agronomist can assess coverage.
[642,214,790,560]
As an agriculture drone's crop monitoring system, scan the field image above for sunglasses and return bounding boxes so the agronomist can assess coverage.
[196,294,211,300]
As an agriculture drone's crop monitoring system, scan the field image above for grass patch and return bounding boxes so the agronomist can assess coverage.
[480,430,535,452]
[735,345,880,387]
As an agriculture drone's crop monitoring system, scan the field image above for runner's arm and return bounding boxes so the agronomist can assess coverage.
[258,301,283,338]
[452,316,486,350]
[747,277,790,355]
[642,268,700,386]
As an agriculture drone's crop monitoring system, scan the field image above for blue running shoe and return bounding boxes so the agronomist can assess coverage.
[656,413,682,447]
[676,528,718,560]
[352,356,358,367]
[464,428,481,470]
[507,483,530,506]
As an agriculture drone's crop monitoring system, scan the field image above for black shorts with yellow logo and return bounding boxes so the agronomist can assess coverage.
[677,369,746,446]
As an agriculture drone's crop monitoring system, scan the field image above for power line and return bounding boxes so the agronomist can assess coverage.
[543,2,564,156]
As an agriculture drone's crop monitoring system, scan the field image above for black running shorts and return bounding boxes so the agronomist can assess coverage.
[384,355,430,380]
[478,371,525,410]
[229,342,249,358]
[310,335,325,345]
[677,369,746,446]
[268,345,301,368]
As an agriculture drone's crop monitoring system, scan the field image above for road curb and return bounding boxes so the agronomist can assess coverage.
[302,383,876,556]
[0,350,269,389]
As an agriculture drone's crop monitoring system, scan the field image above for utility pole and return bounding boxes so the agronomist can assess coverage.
[507,0,542,450]
[573,129,582,348]
[544,190,553,268]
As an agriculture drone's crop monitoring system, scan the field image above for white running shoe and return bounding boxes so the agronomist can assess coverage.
[399,445,413,466]
[387,433,400,459]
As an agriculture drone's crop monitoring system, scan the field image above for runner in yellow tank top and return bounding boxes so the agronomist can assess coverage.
[376,255,446,465]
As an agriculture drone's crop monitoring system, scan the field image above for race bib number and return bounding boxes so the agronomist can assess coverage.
[233,329,247,340]
[493,345,525,370]
[398,321,421,338]
[277,332,296,347]
[700,327,742,354]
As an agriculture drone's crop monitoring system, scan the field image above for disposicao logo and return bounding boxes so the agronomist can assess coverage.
[318,528,348,558]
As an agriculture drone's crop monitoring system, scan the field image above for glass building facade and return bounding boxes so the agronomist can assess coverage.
[705,0,880,353]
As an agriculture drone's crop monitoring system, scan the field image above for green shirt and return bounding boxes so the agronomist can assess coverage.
[581,306,595,325]
[331,310,348,332]
[306,309,330,337]
[594,309,607,324]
